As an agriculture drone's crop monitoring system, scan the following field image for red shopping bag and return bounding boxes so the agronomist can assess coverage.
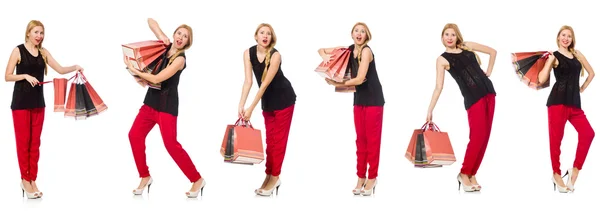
[405,122,456,167]
[220,118,264,165]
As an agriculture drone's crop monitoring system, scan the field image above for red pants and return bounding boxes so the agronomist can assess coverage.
[12,108,45,181]
[354,105,383,179]
[128,105,201,182]
[461,94,495,175]
[548,105,595,175]
[262,104,295,177]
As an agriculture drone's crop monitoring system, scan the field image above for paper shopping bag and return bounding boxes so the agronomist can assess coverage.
[220,118,264,165]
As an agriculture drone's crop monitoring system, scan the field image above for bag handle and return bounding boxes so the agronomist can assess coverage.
[421,122,441,132]
[234,117,254,129]
[38,73,78,85]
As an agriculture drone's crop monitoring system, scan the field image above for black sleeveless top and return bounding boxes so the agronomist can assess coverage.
[546,51,582,108]
[348,44,385,106]
[11,44,46,110]
[143,46,186,116]
[249,45,296,112]
[441,50,496,110]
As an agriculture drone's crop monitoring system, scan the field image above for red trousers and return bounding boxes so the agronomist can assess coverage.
[262,104,295,177]
[461,94,495,175]
[548,105,595,175]
[128,105,201,182]
[353,105,383,179]
[12,108,45,181]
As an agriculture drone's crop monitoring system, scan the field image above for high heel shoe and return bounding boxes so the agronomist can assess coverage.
[133,177,153,195]
[257,179,281,196]
[353,183,366,195]
[456,174,475,192]
[186,179,206,198]
[21,183,38,199]
[564,168,575,192]
[360,179,377,196]
[552,175,569,193]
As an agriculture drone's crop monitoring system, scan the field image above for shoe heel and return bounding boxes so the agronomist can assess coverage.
[275,185,280,195]
[148,184,151,194]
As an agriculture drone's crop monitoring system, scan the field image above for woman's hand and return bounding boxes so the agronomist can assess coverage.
[322,53,334,65]
[426,112,433,124]
[123,56,143,75]
[23,74,39,87]
[242,106,254,121]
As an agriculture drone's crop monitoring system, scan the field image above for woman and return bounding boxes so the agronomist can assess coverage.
[237,23,296,196]
[123,18,205,198]
[425,23,497,192]
[4,20,83,199]
[318,22,385,196]
[537,25,595,193]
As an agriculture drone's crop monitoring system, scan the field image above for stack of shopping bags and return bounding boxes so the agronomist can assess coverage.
[51,72,107,120]
[122,40,168,90]
[314,48,356,93]
[220,118,265,165]
[405,122,456,168]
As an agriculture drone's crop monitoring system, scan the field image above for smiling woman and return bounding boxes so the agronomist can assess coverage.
[4,20,84,200]
[536,25,596,193]
[425,23,498,193]
[123,18,206,199]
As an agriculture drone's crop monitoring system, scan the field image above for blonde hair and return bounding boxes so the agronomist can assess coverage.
[351,22,372,64]
[168,24,193,65]
[556,25,584,77]
[441,23,481,65]
[24,20,48,75]
[254,23,277,82]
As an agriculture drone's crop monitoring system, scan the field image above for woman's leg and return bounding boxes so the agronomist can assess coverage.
[568,107,595,185]
[364,106,384,180]
[29,107,45,194]
[156,111,201,183]
[129,105,158,182]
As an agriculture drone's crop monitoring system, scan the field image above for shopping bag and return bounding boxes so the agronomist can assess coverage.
[52,78,68,112]
[220,118,264,165]
[405,122,456,167]
[315,48,351,82]
[122,40,168,90]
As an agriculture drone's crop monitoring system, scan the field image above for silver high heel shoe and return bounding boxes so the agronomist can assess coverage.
[552,175,569,193]
[360,179,377,196]
[133,177,153,195]
[457,174,475,192]
[186,179,206,198]
[353,182,366,195]
[21,183,38,199]
[257,179,281,196]
[563,168,575,192]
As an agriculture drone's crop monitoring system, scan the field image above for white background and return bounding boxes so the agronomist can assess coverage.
[0,0,598,210]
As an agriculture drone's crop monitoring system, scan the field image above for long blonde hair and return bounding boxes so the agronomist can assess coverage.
[254,23,277,82]
[24,20,48,75]
[556,25,584,77]
[351,22,372,64]
[441,23,481,65]
[168,24,193,65]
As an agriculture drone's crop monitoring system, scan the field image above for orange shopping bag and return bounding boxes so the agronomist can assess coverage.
[220,118,264,165]
[405,122,456,167]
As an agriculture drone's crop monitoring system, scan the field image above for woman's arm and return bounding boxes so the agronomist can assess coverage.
[5,47,26,82]
[463,41,497,76]
[245,51,282,111]
[342,47,372,86]
[125,56,184,84]
[537,54,557,85]
[238,49,253,110]
[43,48,82,74]
[426,56,448,121]
[576,50,595,93]
[148,18,170,45]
